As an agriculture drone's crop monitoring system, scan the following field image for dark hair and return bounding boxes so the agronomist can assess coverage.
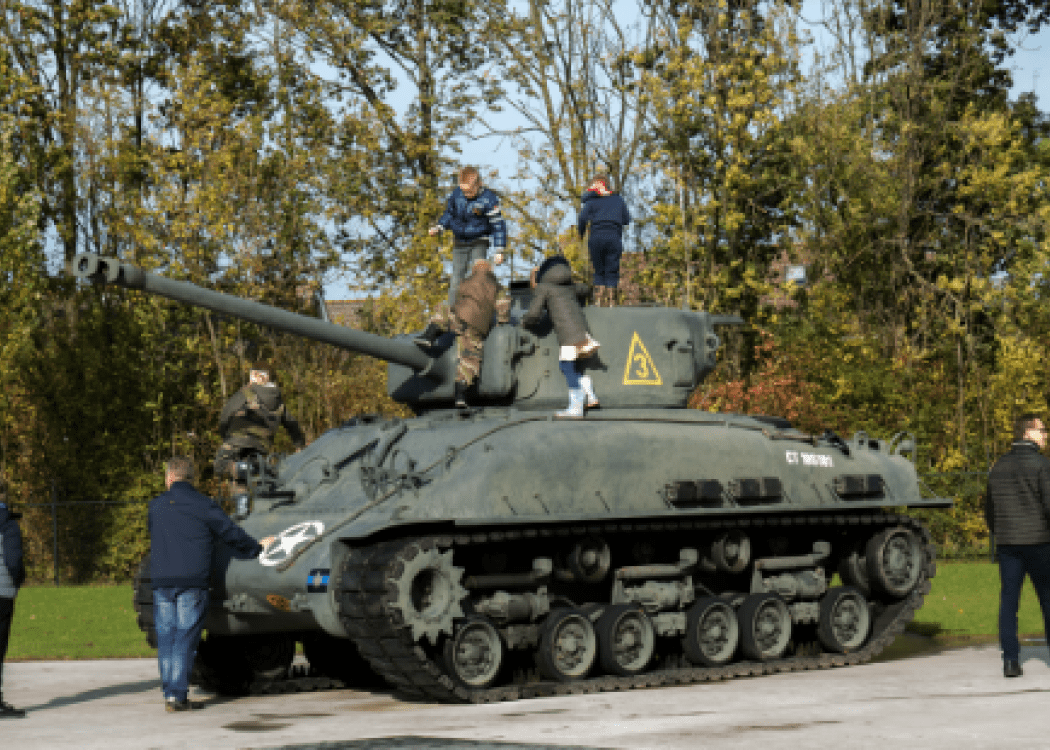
[0,472,7,499]
[1014,413,1043,442]
[535,255,570,284]
[165,456,196,483]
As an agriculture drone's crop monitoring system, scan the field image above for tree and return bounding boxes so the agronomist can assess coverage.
[634,0,803,374]
[481,0,654,270]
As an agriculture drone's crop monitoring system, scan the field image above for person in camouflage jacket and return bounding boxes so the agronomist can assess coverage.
[418,258,510,408]
[214,364,306,516]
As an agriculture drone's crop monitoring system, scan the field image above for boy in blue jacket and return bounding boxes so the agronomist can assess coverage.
[430,166,508,306]
[577,175,631,306]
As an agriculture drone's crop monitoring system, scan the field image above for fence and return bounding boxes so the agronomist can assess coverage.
[20,480,151,586]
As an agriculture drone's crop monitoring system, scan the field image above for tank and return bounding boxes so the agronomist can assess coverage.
[74,251,949,702]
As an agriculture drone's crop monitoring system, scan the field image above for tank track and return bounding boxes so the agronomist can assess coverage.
[337,511,935,703]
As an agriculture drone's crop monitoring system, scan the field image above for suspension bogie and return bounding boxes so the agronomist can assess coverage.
[149,512,933,701]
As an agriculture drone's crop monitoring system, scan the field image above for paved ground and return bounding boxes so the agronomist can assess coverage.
[3,637,1050,749]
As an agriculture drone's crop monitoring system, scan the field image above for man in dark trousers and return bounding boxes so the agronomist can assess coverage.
[0,473,27,718]
[214,363,305,519]
[149,456,274,711]
[429,166,508,307]
[985,413,1050,678]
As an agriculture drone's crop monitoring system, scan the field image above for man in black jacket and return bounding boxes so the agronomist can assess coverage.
[149,456,273,711]
[985,413,1050,678]
[0,473,27,719]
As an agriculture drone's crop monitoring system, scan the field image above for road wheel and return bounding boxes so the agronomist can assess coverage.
[682,597,739,667]
[535,609,598,681]
[866,527,923,598]
[738,593,792,661]
[817,587,871,653]
[596,604,655,676]
[442,616,505,689]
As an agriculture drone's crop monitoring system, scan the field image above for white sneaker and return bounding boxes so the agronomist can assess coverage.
[579,376,599,409]
[556,389,586,418]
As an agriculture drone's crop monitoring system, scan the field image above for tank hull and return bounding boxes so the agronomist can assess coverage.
[133,408,946,700]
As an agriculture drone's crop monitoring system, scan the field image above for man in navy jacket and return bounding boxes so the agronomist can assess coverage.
[148,456,273,711]
[430,166,508,306]
[0,473,27,719]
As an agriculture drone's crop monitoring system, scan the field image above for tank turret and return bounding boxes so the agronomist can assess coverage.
[73,251,740,411]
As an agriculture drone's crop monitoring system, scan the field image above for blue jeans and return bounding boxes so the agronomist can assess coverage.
[153,587,209,701]
[559,360,581,389]
[997,544,1050,661]
[450,240,489,306]
[588,231,623,288]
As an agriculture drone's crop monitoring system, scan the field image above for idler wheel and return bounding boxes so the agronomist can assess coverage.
[682,597,739,667]
[866,527,923,598]
[817,587,871,653]
[387,544,467,644]
[536,609,598,681]
[738,593,792,661]
[595,604,655,676]
[442,616,505,689]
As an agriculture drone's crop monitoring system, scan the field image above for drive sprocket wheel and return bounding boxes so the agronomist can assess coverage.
[385,543,468,644]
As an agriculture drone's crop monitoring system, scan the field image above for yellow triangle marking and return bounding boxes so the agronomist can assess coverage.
[623,332,662,385]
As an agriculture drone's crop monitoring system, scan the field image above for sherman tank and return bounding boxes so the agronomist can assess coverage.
[74,251,949,703]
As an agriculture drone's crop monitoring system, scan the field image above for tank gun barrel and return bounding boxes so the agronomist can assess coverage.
[72,252,438,376]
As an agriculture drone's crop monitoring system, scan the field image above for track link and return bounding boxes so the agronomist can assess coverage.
[336,512,936,703]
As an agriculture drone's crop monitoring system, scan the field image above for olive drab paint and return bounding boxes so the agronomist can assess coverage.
[72,251,950,703]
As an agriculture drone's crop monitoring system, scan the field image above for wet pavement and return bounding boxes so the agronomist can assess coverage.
[3,638,1049,749]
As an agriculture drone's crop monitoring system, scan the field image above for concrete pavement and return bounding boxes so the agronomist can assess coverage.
[3,637,1049,749]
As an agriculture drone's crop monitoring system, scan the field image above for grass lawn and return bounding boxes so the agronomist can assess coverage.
[6,585,154,660]
[908,560,1047,639]
[3,562,1046,660]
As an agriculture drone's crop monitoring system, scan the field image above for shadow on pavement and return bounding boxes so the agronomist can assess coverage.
[24,677,161,713]
[251,740,604,750]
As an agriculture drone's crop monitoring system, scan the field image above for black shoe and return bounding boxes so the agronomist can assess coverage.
[165,697,204,712]
[414,323,443,347]
[0,701,26,718]
[454,381,468,409]
[1004,659,1023,678]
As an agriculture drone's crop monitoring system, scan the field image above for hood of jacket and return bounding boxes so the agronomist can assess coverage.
[581,189,616,204]
[536,257,573,286]
[249,382,283,411]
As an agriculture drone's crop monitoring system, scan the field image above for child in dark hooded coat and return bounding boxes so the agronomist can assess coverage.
[522,256,600,416]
